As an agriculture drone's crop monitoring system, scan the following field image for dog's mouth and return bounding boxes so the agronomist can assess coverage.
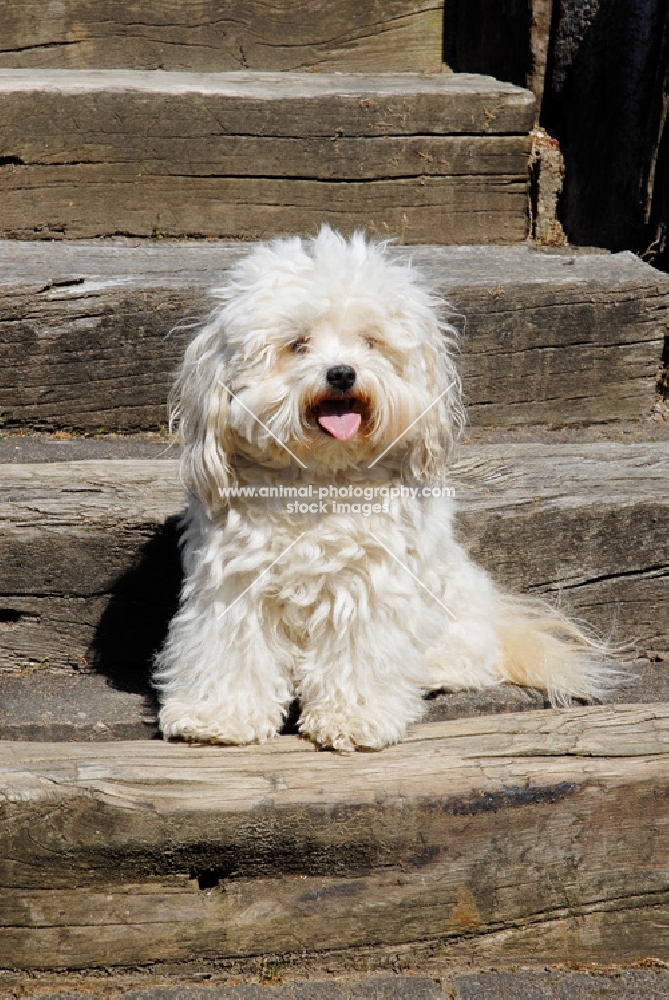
[310,396,368,441]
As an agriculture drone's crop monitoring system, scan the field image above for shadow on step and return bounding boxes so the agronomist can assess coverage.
[89,516,183,706]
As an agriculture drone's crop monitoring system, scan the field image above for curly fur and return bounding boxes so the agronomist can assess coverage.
[154,226,617,750]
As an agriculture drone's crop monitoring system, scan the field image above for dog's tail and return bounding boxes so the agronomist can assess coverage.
[495,594,627,706]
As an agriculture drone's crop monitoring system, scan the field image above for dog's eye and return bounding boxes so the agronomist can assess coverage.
[364,335,378,349]
[288,337,309,355]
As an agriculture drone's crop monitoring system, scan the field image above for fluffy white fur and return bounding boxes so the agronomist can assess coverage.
[154,226,615,750]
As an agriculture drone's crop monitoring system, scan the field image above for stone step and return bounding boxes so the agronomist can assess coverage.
[6,969,669,1000]
[1,241,666,432]
[0,443,666,683]
[0,0,444,74]
[0,69,533,242]
[4,976,451,999]
[2,705,669,970]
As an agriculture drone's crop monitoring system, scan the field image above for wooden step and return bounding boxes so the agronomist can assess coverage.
[0,0,444,74]
[0,443,665,681]
[2,705,669,969]
[1,242,665,432]
[0,670,548,742]
[0,69,533,243]
[0,670,157,741]
[3,653,665,744]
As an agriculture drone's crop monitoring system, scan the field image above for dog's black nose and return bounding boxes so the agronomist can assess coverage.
[326,365,357,392]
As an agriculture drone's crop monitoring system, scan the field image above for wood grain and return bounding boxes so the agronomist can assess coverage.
[0,70,535,136]
[0,0,444,73]
[0,443,665,675]
[0,242,664,431]
[0,69,534,242]
[1,705,668,967]
[0,172,529,244]
[0,134,532,178]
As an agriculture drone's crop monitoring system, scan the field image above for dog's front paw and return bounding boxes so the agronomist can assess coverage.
[298,708,407,751]
[159,700,283,745]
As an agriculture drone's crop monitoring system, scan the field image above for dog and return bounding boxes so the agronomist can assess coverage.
[154,226,614,750]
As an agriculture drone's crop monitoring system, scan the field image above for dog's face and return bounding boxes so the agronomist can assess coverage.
[223,291,433,472]
[175,228,463,507]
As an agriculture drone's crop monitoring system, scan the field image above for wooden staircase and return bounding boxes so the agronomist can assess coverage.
[0,69,533,243]
[0,0,668,991]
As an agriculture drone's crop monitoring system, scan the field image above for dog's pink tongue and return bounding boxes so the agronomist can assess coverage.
[318,412,362,441]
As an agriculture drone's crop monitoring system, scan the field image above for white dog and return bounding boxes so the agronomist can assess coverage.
[154,227,613,750]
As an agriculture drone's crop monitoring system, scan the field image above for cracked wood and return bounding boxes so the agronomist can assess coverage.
[0,243,664,431]
[0,69,534,242]
[1,705,668,967]
[0,0,444,73]
[0,443,665,675]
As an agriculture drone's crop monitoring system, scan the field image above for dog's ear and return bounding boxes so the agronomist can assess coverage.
[406,310,464,482]
[170,315,236,513]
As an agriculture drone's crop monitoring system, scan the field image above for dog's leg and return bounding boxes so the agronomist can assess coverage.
[156,595,294,742]
[293,552,429,750]
[154,514,296,743]
[155,592,294,743]
[296,624,427,750]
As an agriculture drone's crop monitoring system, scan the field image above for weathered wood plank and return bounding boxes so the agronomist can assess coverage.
[454,443,667,585]
[0,70,533,242]
[0,671,155,741]
[0,134,532,179]
[0,242,664,430]
[0,671,546,742]
[542,0,669,260]
[0,172,529,244]
[1,706,668,968]
[0,0,444,74]
[3,878,669,969]
[0,444,665,677]
[0,70,535,136]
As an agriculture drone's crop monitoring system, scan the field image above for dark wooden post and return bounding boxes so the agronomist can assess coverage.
[542,0,669,257]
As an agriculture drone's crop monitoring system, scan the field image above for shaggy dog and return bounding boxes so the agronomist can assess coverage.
[154,227,613,750]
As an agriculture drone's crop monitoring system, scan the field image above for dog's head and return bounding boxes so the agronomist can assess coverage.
[173,227,464,510]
